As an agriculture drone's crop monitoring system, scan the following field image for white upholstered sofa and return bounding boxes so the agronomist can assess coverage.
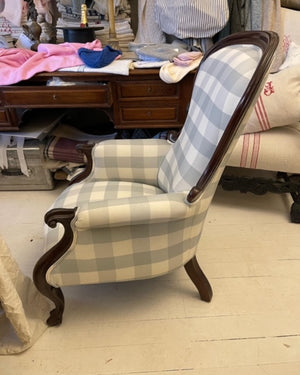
[224,6,300,222]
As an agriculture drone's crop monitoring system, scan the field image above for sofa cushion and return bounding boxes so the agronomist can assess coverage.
[229,122,300,172]
[242,64,300,134]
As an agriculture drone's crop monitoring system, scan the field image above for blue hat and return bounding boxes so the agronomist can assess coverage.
[78,45,122,68]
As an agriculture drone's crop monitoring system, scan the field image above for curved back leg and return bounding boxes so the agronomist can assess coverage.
[184,256,213,302]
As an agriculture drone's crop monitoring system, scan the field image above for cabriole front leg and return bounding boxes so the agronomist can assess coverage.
[33,207,77,326]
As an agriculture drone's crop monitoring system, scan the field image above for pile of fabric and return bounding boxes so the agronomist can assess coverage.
[44,108,117,166]
[130,42,203,84]
[0,38,129,85]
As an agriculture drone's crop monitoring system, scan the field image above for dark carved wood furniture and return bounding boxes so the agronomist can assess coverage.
[0,62,299,221]
[0,69,195,131]
[33,31,279,326]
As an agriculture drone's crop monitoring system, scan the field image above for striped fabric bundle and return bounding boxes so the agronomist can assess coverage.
[155,0,229,39]
[228,124,300,172]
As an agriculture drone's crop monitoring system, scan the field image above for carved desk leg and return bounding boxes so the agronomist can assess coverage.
[33,207,77,326]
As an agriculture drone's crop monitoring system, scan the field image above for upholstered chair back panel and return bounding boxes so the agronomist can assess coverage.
[158,44,263,193]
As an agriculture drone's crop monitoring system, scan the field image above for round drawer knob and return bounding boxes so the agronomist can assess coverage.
[147,87,152,94]
[53,94,57,100]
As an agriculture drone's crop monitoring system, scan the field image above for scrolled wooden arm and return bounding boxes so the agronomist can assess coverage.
[33,207,77,326]
[70,143,95,185]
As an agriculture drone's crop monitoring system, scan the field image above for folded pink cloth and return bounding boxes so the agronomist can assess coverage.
[0,39,103,85]
[177,51,202,61]
[173,51,203,67]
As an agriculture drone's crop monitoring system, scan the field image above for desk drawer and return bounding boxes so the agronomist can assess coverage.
[2,85,112,108]
[0,108,20,131]
[0,109,8,123]
[119,81,178,98]
[121,106,178,121]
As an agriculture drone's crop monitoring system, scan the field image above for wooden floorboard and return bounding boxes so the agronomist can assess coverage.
[1,187,300,374]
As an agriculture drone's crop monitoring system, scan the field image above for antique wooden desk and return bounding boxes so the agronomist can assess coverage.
[0,69,195,132]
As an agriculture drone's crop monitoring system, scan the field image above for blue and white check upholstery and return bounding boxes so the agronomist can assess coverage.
[44,43,265,288]
[158,45,262,193]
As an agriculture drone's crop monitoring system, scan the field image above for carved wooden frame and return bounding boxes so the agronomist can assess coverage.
[33,31,279,326]
[33,207,77,326]
[187,31,279,203]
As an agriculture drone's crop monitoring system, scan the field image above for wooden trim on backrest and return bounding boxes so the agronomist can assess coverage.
[187,31,279,203]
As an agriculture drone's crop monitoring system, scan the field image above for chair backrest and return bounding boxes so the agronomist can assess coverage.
[158,31,279,199]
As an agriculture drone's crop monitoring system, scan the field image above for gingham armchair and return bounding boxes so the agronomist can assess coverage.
[33,31,278,326]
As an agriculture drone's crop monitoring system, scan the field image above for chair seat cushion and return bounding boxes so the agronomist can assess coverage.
[53,180,164,211]
[45,181,195,286]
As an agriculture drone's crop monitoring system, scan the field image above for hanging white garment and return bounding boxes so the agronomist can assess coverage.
[134,0,165,43]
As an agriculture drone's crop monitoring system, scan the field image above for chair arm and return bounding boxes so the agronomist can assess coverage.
[75,192,193,230]
[88,139,172,185]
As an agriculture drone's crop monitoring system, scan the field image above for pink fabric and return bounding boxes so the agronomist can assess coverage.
[0,39,103,85]
[240,133,261,169]
[240,134,250,168]
[254,95,271,131]
[173,51,203,67]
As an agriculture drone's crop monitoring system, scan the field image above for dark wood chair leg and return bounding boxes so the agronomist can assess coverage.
[41,284,65,327]
[184,256,213,302]
[33,207,77,326]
